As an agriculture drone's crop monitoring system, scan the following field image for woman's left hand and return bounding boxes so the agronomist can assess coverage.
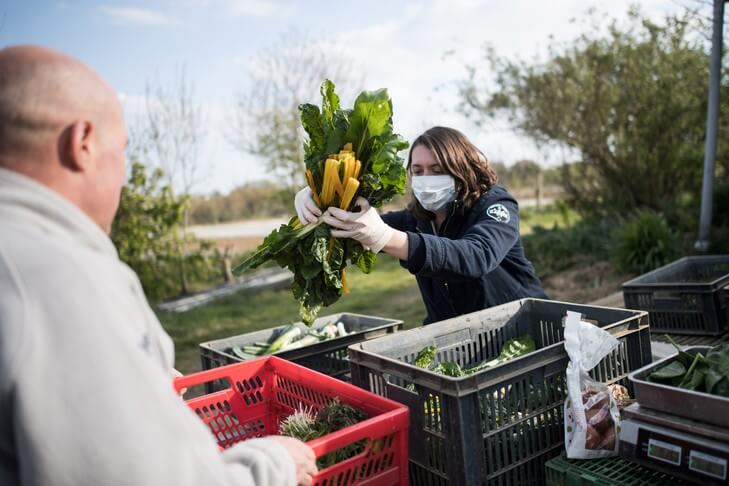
[323,197,394,253]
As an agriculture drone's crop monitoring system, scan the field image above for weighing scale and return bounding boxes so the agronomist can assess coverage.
[619,403,729,484]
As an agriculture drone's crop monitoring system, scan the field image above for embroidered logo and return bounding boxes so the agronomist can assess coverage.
[486,203,510,223]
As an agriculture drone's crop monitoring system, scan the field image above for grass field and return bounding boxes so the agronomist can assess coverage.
[158,255,426,374]
[519,202,580,235]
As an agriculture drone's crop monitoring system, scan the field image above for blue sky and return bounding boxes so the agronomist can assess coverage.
[1,0,688,195]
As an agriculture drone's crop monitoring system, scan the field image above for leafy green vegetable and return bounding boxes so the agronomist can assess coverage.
[279,399,367,469]
[648,337,729,397]
[649,360,686,381]
[433,361,466,377]
[412,336,536,378]
[233,80,408,324]
[414,345,438,369]
[469,336,536,373]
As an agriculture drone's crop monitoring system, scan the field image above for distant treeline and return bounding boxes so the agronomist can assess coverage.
[188,160,562,224]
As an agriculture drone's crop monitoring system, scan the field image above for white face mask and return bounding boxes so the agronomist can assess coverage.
[411,175,457,212]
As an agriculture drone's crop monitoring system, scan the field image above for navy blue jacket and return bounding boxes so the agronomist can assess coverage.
[382,185,548,324]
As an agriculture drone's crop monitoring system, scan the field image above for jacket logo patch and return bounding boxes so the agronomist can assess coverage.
[487,203,510,223]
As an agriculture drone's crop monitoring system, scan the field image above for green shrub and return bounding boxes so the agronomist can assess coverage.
[612,210,680,274]
[523,219,613,277]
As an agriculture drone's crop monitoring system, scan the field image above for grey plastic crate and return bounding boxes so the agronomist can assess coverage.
[622,255,729,335]
[348,298,651,486]
[199,313,402,392]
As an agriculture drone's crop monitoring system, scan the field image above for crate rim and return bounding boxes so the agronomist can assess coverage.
[622,255,729,289]
[177,355,411,417]
[199,312,403,363]
[348,298,648,397]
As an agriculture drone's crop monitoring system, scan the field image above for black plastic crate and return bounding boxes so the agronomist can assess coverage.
[545,453,686,486]
[348,299,651,486]
[622,255,729,335]
[199,313,402,392]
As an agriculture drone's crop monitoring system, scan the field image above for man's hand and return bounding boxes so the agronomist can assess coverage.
[270,436,317,486]
[171,368,187,396]
[323,197,394,253]
[294,187,321,225]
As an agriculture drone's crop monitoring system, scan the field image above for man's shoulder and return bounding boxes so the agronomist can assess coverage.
[0,220,82,275]
[0,220,108,304]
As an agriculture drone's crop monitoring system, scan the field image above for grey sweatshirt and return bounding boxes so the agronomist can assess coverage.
[0,168,296,486]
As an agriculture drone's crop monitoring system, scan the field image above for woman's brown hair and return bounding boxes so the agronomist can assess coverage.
[406,126,498,220]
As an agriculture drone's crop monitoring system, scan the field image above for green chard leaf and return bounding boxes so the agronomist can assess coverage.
[649,360,687,381]
[346,88,393,158]
[414,345,438,369]
[299,103,325,158]
[320,79,340,126]
[705,368,724,395]
[349,241,377,274]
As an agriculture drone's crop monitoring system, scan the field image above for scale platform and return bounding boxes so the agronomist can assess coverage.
[619,403,729,484]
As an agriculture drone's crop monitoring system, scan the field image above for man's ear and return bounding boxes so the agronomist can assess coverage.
[59,120,93,172]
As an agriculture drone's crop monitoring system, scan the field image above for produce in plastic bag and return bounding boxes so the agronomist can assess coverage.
[563,311,621,459]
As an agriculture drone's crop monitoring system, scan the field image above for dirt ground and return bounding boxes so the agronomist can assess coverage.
[541,260,634,304]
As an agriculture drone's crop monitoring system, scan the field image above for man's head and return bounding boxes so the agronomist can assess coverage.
[0,45,127,234]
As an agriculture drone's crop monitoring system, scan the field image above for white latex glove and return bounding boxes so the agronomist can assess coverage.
[323,197,394,253]
[294,187,321,225]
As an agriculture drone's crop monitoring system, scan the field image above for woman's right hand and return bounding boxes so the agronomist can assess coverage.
[294,187,321,225]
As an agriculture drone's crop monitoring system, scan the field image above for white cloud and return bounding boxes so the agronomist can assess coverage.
[332,0,687,169]
[226,0,276,16]
[100,6,180,26]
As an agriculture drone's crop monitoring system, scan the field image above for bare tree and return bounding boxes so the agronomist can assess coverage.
[230,28,363,188]
[143,66,208,294]
[145,65,207,196]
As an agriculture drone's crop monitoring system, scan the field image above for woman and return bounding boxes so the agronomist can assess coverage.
[295,126,548,324]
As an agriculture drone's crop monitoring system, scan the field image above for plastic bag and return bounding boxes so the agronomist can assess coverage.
[563,311,621,459]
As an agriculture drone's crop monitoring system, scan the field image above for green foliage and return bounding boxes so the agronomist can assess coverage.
[236,80,408,324]
[188,182,292,224]
[649,339,729,397]
[414,336,535,378]
[414,345,438,369]
[523,219,614,278]
[111,162,215,303]
[611,209,680,274]
[279,399,367,469]
[461,8,729,216]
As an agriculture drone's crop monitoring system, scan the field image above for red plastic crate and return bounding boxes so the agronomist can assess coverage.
[174,356,409,486]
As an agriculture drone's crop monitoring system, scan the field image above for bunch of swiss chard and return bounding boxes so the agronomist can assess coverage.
[234,80,408,324]
[648,337,729,397]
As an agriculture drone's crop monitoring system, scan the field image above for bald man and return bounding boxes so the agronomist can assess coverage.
[0,46,316,486]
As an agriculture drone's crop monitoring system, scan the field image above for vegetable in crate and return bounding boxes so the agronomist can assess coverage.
[279,398,368,469]
[233,80,408,324]
[582,389,616,450]
[228,322,349,358]
[648,337,729,397]
[412,336,535,377]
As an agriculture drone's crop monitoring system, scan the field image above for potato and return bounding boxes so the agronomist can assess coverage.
[601,425,616,450]
[585,407,613,433]
[585,424,603,449]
